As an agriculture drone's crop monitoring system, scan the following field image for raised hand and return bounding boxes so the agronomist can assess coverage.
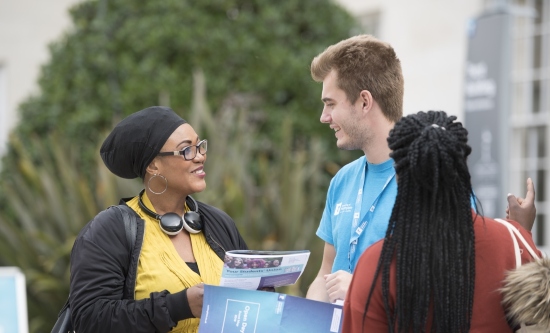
[506,178,536,231]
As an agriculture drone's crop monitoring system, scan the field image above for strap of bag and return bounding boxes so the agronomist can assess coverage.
[52,205,138,333]
[497,219,522,267]
[494,218,540,267]
[116,205,138,251]
[50,301,73,333]
[116,204,138,300]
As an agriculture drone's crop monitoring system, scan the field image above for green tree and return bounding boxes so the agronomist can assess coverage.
[13,0,358,175]
[0,133,141,332]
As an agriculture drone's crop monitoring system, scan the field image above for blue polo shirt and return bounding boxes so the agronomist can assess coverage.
[316,157,397,273]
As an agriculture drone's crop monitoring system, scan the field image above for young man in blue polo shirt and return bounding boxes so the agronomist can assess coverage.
[305,35,404,303]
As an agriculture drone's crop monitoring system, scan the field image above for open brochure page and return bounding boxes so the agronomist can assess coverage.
[199,284,343,333]
[220,250,310,290]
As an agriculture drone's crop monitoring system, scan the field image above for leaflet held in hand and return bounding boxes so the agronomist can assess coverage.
[221,250,310,290]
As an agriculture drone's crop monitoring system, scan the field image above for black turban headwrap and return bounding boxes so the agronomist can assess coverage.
[100,106,187,179]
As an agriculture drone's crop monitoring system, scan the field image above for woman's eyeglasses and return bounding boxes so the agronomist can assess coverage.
[157,139,207,160]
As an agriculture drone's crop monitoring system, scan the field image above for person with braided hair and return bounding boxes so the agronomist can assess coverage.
[342,110,541,332]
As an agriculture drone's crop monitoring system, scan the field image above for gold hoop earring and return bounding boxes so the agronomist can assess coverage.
[148,173,168,195]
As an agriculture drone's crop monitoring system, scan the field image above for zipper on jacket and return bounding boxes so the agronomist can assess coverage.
[207,232,226,254]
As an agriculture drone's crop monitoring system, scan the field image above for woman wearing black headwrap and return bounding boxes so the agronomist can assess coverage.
[342,111,543,332]
[68,106,248,333]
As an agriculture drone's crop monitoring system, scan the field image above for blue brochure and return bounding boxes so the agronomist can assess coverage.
[199,285,343,333]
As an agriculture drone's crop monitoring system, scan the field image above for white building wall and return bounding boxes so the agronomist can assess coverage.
[0,0,81,157]
[336,0,485,121]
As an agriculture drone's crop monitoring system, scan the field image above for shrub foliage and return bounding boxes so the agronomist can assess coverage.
[0,1,360,331]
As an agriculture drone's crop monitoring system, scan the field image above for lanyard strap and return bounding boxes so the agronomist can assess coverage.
[347,166,395,272]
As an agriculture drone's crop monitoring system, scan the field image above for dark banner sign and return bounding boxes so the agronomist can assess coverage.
[464,12,511,218]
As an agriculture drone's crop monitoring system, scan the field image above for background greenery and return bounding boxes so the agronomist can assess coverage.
[0,0,361,332]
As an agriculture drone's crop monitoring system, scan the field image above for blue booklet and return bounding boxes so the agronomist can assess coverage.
[199,285,343,333]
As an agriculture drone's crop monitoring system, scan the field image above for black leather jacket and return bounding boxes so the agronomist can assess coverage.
[69,199,247,333]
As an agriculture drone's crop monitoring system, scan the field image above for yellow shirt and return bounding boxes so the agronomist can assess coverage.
[126,194,223,333]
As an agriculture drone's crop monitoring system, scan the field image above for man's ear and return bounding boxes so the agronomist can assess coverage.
[359,90,374,112]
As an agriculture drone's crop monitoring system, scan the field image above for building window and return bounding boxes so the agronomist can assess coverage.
[510,0,550,250]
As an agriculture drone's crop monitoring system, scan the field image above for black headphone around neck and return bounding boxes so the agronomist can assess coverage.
[138,189,203,235]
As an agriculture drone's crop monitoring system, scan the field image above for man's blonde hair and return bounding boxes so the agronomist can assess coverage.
[311,35,404,122]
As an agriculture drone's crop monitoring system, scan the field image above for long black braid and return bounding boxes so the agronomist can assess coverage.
[362,111,476,333]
